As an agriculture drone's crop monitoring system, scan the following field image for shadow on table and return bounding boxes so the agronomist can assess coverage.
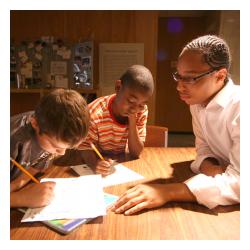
[53,149,134,166]
[126,160,240,216]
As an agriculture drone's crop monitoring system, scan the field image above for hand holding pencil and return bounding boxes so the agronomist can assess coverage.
[90,143,116,176]
[10,157,56,208]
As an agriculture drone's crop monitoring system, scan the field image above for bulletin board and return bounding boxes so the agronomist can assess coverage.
[11,38,93,90]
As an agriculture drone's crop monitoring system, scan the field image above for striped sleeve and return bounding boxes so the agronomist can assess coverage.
[136,105,148,142]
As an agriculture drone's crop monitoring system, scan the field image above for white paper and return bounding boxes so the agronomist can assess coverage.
[21,175,106,222]
[55,75,68,88]
[62,49,71,59]
[20,62,32,78]
[102,164,144,187]
[35,44,43,52]
[35,53,42,61]
[28,42,34,49]
[18,51,27,58]
[71,163,144,187]
[20,55,29,64]
[57,49,64,57]
[50,61,67,75]
[52,44,58,51]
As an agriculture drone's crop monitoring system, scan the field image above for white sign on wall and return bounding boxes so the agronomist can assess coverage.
[99,43,144,96]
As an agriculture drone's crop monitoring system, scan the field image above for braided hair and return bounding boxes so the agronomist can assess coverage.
[182,35,231,83]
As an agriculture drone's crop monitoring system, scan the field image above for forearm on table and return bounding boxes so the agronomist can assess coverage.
[164,183,197,203]
[10,191,23,207]
[127,133,144,158]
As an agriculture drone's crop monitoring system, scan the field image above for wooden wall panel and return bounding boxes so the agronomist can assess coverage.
[10,10,158,123]
[11,11,66,41]
[11,93,40,115]
[156,16,207,132]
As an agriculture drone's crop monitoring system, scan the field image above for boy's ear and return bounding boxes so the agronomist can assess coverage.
[30,117,40,133]
[115,80,122,93]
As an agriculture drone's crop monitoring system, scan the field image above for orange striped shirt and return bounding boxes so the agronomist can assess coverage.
[80,94,148,154]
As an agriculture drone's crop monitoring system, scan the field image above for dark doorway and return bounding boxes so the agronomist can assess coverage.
[156,11,220,132]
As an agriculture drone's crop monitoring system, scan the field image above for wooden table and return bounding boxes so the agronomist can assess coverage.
[10,147,240,240]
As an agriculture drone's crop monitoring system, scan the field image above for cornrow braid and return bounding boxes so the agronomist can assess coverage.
[183,35,231,83]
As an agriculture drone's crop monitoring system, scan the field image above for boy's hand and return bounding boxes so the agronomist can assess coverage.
[128,113,137,124]
[199,158,227,177]
[200,164,227,177]
[11,181,56,208]
[110,184,169,215]
[95,158,115,176]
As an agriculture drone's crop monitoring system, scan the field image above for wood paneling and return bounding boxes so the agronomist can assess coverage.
[10,10,158,123]
[10,92,40,115]
[219,10,240,85]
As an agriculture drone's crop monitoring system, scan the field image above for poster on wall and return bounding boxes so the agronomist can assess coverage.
[99,43,144,96]
[73,41,93,88]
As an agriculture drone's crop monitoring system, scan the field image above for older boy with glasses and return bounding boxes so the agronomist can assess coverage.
[111,35,240,215]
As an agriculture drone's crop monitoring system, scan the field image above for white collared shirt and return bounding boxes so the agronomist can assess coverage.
[185,79,240,209]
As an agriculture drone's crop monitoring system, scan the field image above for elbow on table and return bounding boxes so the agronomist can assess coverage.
[129,148,144,159]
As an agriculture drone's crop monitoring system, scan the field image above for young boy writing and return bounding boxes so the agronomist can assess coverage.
[10,89,89,208]
[79,65,154,176]
[111,35,240,215]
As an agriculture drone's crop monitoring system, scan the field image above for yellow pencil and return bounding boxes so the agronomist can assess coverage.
[10,157,40,184]
[90,143,104,160]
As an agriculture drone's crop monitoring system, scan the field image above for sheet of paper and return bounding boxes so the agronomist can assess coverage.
[71,163,144,187]
[21,175,106,222]
[50,61,67,75]
[102,164,144,187]
[55,75,68,88]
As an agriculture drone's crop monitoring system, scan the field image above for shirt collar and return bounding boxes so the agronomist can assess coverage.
[205,79,236,110]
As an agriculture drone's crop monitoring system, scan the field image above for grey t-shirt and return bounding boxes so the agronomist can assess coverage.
[10,111,52,181]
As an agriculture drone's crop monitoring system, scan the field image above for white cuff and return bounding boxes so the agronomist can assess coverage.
[185,173,239,209]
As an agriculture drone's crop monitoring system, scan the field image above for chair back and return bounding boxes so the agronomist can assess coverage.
[144,125,168,147]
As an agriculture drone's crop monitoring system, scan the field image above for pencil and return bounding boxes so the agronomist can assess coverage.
[90,143,104,160]
[10,157,40,184]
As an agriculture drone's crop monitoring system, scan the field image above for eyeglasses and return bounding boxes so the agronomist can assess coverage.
[172,69,217,84]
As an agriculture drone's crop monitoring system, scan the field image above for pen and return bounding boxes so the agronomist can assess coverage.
[10,157,40,184]
[90,143,104,160]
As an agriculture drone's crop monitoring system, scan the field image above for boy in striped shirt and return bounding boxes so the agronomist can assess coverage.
[79,65,154,176]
